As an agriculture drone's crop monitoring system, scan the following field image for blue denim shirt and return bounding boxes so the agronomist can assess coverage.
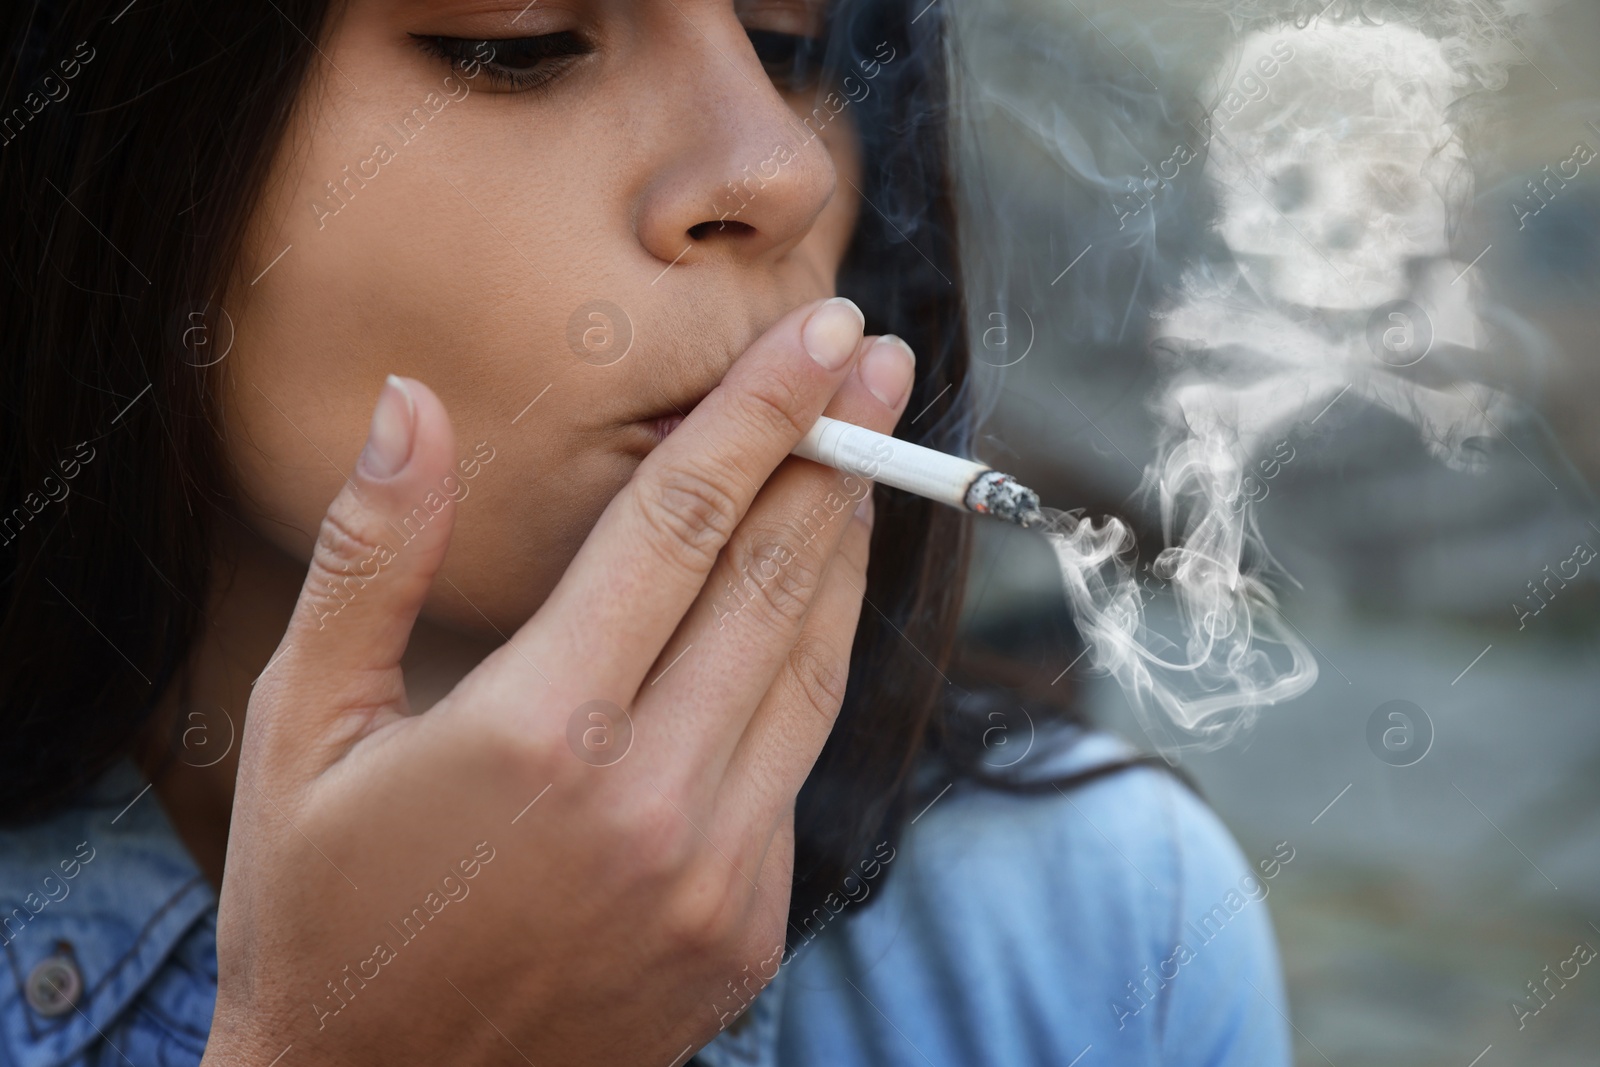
[0,732,1291,1066]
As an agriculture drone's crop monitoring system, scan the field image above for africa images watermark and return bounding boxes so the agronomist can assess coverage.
[1109,840,1297,1031]
[1510,119,1600,231]
[1224,435,1296,513]
[1512,533,1595,631]
[709,839,898,1033]
[1112,38,1296,231]
[309,41,495,231]
[0,441,96,548]
[1510,924,1598,1032]
[708,447,885,631]
[311,440,498,628]
[1,40,95,149]
[0,841,97,948]
[707,41,898,229]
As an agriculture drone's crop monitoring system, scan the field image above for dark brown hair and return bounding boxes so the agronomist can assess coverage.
[0,0,1139,943]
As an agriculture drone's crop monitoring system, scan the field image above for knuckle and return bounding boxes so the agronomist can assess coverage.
[313,504,387,572]
[634,459,745,573]
[721,524,821,631]
[659,868,744,953]
[785,633,850,723]
[490,721,567,782]
[303,506,392,615]
[617,788,699,879]
[734,366,811,443]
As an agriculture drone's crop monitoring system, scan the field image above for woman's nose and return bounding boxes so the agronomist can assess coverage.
[633,14,840,269]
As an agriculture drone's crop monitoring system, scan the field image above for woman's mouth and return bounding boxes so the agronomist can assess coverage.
[630,396,705,452]
[649,415,685,441]
[632,384,716,447]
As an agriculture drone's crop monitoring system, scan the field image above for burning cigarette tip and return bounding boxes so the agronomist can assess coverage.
[965,470,1045,528]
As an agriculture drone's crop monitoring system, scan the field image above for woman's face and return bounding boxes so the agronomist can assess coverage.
[225,0,862,633]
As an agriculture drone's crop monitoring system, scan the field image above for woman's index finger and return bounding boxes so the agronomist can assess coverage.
[504,297,867,699]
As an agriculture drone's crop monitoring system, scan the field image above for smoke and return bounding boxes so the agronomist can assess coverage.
[951,0,1530,751]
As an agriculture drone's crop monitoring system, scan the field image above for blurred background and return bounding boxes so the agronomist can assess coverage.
[943,0,1600,1063]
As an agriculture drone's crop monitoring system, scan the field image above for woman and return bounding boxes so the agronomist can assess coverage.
[0,0,1290,1063]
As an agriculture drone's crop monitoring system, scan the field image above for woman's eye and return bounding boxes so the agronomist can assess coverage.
[412,33,593,94]
[745,29,828,93]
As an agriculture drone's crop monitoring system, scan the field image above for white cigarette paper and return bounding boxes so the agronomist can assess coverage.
[791,415,1043,526]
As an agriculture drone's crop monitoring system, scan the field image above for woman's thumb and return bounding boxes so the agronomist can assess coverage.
[264,375,460,727]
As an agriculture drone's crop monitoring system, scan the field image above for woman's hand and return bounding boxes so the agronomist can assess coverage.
[201,297,917,1066]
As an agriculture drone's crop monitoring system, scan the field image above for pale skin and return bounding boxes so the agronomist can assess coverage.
[152,1,920,1063]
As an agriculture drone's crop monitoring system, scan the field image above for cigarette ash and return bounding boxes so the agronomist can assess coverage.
[965,469,1044,527]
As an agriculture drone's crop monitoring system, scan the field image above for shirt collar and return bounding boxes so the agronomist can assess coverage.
[0,760,215,1067]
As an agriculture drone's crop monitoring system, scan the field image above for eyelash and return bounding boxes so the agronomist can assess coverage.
[412,29,830,97]
[412,32,593,94]
[746,30,830,93]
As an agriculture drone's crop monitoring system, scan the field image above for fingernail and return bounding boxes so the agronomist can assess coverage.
[859,335,915,408]
[359,375,416,480]
[854,489,874,523]
[803,297,865,370]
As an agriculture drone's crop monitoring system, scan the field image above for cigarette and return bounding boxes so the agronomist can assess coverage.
[792,415,1045,527]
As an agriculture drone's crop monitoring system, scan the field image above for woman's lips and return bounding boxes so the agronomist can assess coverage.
[626,389,711,452]
[619,412,690,458]
[649,415,685,441]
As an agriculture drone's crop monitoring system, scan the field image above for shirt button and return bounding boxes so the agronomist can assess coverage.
[25,954,82,1017]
